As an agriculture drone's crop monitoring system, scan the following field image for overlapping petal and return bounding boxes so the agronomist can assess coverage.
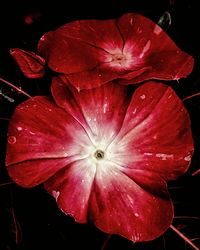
[38,13,194,90]
[51,76,130,144]
[6,81,194,242]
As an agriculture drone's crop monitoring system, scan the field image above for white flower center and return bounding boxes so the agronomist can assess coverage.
[101,46,135,70]
[112,53,126,65]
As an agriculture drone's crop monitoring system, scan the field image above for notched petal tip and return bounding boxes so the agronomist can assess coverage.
[10,48,46,78]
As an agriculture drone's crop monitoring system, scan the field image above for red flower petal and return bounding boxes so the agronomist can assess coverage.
[89,166,173,242]
[38,18,123,75]
[44,159,96,223]
[8,158,69,187]
[51,76,130,143]
[116,13,194,83]
[10,48,46,78]
[38,13,194,90]
[110,81,194,180]
[6,96,92,185]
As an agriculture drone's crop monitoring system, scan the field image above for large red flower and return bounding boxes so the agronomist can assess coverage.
[10,13,194,90]
[6,79,194,242]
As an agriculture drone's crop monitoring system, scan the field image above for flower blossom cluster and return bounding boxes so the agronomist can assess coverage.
[6,13,194,242]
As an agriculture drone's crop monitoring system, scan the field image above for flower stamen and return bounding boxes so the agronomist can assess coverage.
[94,149,105,160]
[112,53,126,65]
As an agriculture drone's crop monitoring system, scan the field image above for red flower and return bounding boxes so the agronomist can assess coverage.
[36,13,193,90]
[10,13,194,90]
[6,79,193,242]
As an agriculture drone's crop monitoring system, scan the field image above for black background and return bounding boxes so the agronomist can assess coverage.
[0,1,200,250]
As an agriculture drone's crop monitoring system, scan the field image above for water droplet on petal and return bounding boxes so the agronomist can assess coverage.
[8,136,16,144]
[140,94,146,100]
[184,155,192,161]
[52,190,60,201]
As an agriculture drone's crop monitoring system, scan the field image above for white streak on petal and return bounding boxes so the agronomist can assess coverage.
[155,153,174,160]
[184,155,192,161]
[144,152,153,156]
[103,103,108,114]
[29,131,35,135]
[127,194,134,205]
[139,40,151,58]
[132,108,137,115]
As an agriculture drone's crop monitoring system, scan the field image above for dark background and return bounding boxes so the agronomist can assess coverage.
[0,1,200,249]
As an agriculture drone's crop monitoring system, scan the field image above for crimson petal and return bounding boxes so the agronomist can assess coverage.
[51,76,130,144]
[89,165,173,242]
[117,13,194,83]
[6,96,92,186]
[8,158,70,187]
[44,159,96,223]
[110,81,194,180]
[38,18,123,75]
